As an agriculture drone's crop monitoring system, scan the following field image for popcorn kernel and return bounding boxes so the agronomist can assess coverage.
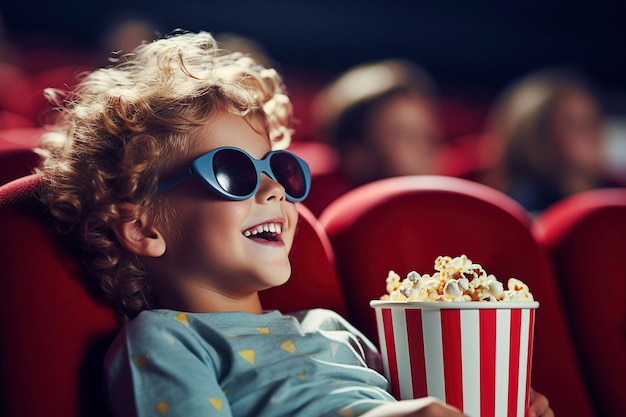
[381,255,533,303]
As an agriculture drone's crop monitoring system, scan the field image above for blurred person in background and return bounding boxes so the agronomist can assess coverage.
[215,32,277,70]
[309,59,444,212]
[99,16,160,56]
[483,68,619,213]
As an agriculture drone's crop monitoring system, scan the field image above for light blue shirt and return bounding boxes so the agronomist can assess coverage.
[104,308,396,417]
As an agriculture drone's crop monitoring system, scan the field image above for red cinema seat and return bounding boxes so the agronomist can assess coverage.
[29,65,95,122]
[436,132,500,183]
[0,62,36,119]
[0,174,346,417]
[319,175,596,417]
[533,188,626,417]
[0,110,36,129]
[0,174,118,417]
[289,140,353,217]
[0,148,39,186]
[0,127,45,151]
[0,127,45,186]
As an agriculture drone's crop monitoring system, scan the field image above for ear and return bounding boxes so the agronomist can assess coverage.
[112,203,166,257]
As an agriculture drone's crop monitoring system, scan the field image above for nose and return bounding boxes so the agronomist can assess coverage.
[256,173,286,203]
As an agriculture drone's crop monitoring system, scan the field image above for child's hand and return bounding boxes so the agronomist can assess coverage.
[403,401,467,417]
[361,397,467,417]
[527,387,554,417]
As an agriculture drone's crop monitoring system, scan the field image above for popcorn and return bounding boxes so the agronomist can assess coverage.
[380,255,534,303]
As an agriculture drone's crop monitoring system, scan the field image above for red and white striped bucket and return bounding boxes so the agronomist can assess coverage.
[370,300,539,417]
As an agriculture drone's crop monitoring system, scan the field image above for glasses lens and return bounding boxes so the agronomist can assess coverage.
[212,149,257,197]
[270,153,306,199]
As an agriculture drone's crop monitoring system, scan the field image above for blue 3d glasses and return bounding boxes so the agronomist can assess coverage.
[157,146,311,202]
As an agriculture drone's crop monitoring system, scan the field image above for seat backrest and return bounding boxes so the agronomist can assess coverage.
[0,174,346,417]
[0,127,46,150]
[319,174,596,417]
[289,140,353,217]
[533,188,626,417]
[0,62,35,119]
[0,148,39,186]
[0,110,36,130]
[0,127,44,186]
[0,174,118,417]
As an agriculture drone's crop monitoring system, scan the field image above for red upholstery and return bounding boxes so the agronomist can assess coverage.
[0,174,345,417]
[303,170,353,217]
[0,127,45,150]
[0,62,35,119]
[17,46,101,74]
[289,141,340,178]
[289,140,353,217]
[0,60,95,124]
[0,127,45,186]
[0,174,118,417]
[28,65,95,122]
[0,110,36,129]
[437,132,499,182]
[533,188,626,417]
[0,149,39,186]
[319,175,596,417]
[438,96,488,139]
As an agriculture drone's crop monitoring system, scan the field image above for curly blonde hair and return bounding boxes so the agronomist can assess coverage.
[37,31,293,323]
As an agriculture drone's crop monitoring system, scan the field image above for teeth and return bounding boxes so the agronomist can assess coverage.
[243,222,283,237]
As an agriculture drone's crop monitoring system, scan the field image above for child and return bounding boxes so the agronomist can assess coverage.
[37,31,552,417]
[307,59,444,215]
[484,68,615,213]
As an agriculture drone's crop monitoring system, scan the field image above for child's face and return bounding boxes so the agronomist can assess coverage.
[549,89,603,176]
[153,111,298,305]
[367,93,442,178]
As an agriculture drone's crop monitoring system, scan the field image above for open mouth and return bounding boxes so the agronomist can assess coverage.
[243,222,283,243]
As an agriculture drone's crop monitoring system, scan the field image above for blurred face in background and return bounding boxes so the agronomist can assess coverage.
[549,88,604,177]
[365,92,443,179]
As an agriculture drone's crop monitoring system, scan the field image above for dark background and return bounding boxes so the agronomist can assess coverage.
[1,0,625,106]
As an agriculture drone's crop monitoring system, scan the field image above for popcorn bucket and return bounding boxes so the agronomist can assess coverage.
[370,300,539,417]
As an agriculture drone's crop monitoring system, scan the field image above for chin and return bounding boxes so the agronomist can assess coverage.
[263,264,292,289]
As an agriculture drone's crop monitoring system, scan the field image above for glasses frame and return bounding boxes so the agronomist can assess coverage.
[156,146,311,202]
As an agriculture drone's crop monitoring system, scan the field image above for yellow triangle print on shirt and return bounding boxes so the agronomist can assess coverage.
[156,402,169,415]
[238,349,256,365]
[132,355,148,369]
[208,397,223,411]
[281,339,296,354]
[298,374,306,381]
[173,313,189,326]
[256,327,270,334]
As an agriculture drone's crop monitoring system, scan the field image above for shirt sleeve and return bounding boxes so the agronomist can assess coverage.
[334,311,385,374]
[296,308,385,374]
[103,311,232,417]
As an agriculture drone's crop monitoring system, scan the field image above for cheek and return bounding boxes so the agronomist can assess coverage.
[165,196,249,247]
[284,204,299,253]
